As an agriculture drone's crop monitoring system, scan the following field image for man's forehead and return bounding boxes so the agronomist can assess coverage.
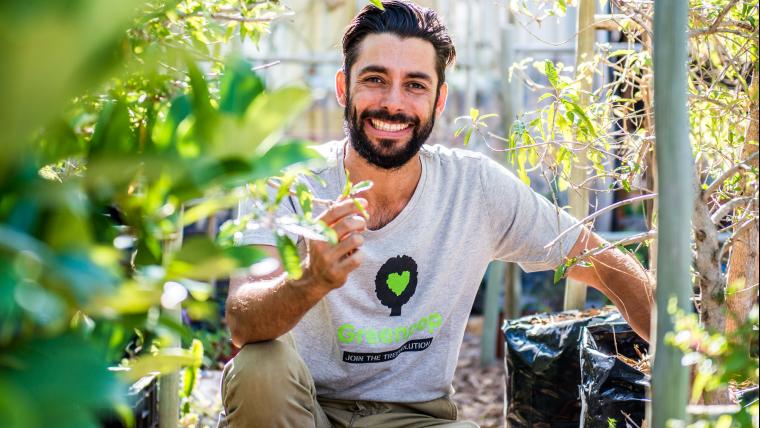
[350,33,437,80]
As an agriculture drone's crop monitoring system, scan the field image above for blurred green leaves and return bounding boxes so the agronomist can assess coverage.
[1,1,319,427]
[0,0,144,171]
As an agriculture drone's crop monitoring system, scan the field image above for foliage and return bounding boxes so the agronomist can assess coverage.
[668,303,759,427]
[460,1,759,311]
[458,0,759,416]
[0,1,336,427]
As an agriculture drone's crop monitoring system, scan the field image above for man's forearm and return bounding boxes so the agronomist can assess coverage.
[566,229,654,341]
[226,274,325,347]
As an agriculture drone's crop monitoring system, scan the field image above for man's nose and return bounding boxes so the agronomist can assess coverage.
[380,84,405,113]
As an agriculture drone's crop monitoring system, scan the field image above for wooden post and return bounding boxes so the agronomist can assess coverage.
[649,0,692,425]
[503,263,522,320]
[563,0,595,311]
[159,208,184,428]
[499,3,522,325]
[481,261,505,367]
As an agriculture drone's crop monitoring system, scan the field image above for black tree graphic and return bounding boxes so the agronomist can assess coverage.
[374,255,418,316]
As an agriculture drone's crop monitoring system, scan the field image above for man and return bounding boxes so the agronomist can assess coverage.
[220,1,654,427]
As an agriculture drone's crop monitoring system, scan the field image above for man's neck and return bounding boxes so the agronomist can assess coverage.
[343,141,422,229]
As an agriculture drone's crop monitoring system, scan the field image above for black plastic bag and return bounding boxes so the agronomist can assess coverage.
[503,308,623,427]
[579,323,649,428]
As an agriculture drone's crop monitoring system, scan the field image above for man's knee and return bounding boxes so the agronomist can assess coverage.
[223,336,310,400]
[220,335,320,427]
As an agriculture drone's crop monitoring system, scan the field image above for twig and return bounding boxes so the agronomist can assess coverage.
[702,152,759,202]
[266,179,333,206]
[252,60,281,71]
[576,230,657,263]
[544,193,657,249]
[719,217,759,261]
[689,0,741,36]
[710,196,758,224]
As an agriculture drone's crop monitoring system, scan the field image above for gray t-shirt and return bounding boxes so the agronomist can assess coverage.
[237,140,580,402]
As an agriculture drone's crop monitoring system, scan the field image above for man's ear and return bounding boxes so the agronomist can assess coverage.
[435,82,448,117]
[335,69,347,107]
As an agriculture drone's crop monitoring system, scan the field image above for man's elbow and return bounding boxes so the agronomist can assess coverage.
[225,302,280,347]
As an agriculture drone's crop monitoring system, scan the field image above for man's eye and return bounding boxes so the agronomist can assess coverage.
[408,82,427,90]
[364,77,384,84]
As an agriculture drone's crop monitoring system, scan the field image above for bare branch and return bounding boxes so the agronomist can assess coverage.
[710,196,758,224]
[689,0,743,36]
[544,193,657,250]
[702,152,759,202]
[575,230,657,264]
[720,217,759,261]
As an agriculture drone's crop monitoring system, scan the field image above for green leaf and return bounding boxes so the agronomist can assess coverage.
[180,339,204,399]
[247,140,320,181]
[553,263,567,284]
[186,60,217,143]
[537,92,554,103]
[295,182,313,217]
[169,236,264,280]
[275,233,302,279]
[275,173,297,204]
[123,349,197,382]
[342,169,353,198]
[517,148,530,185]
[219,58,265,118]
[557,0,567,14]
[0,334,125,428]
[562,99,598,139]
[353,198,369,220]
[350,180,373,195]
[545,60,559,89]
[182,193,241,227]
[213,87,312,159]
[470,107,479,121]
[463,128,474,146]
[369,0,385,10]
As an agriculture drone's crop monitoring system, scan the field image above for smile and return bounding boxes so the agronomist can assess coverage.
[369,118,412,133]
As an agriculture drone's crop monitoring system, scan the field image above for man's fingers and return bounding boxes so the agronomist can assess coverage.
[319,198,367,226]
[336,249,364,271]
[332,215,367,240]
[331,233,364,260]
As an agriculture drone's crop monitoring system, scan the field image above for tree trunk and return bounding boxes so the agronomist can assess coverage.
[725,71,759,333]
[693,185,726,333]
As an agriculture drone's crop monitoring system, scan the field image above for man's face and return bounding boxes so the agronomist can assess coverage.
[337,33,448,169]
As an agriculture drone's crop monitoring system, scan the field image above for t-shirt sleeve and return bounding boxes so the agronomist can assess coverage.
[234,186,301,247]
[479,156,582,272]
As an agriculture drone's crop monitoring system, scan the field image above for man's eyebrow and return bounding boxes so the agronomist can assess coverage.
[357,65,389,76]
[406,72,433,83]
[356,66,434,84]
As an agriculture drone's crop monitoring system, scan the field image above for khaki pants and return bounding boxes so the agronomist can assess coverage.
[218,333,478,428]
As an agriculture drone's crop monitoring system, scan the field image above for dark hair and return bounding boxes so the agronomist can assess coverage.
[341,0,456,88]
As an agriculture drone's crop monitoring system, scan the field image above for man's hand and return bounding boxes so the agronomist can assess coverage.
[303,198,368,295]
[226,197,369,346]
[566,228,654,342]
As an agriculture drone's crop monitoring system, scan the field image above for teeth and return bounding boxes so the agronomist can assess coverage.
[371,119,409,132]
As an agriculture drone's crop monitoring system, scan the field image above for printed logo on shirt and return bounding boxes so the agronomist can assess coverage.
[374,255,418,316]
[336,312,442,364]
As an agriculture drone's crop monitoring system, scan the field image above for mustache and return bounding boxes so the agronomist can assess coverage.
[359,109,419,126]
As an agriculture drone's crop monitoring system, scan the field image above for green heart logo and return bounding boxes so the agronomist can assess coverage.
[386,271,410,296]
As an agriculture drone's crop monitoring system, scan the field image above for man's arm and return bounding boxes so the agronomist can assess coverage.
[226,199,367,347]
[565,228,655,342]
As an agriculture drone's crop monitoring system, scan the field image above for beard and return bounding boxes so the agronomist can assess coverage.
[344,91,437,170]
